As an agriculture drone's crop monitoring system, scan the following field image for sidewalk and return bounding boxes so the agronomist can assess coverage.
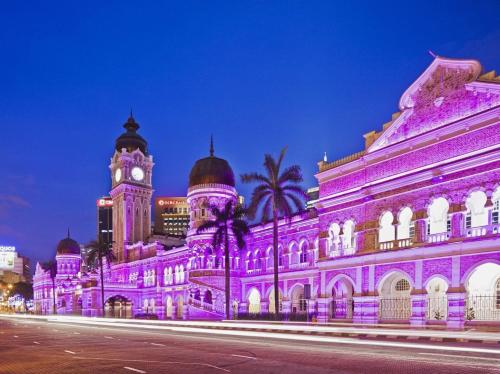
[4,314,500,345]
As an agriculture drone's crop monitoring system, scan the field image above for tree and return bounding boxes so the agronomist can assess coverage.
[197,200,250,319]
[42,261,57,314]
[241,147,307,316]
[86,239,116,317]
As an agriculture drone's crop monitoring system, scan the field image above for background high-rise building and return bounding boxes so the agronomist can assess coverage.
[154,197,189,237]
[0,246,30,284]
[96,197,113,243]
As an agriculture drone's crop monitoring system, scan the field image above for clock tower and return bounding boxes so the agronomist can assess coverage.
[109,114,154,263]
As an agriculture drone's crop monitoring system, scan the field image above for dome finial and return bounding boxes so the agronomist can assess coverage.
[210,135,214,157]
[67,227,70,238]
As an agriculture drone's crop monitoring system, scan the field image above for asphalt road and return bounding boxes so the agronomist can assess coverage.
[1,317,500,374]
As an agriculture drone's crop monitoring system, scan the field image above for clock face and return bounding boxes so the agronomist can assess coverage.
[114,168,122,183]
[131,166,145,181]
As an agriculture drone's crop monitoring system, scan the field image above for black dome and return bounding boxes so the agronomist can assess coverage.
[115,114,148,155]
[188,138,235,188]
[56,235,80,256]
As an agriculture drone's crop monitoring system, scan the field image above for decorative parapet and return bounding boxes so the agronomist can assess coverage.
[318,150,365,172]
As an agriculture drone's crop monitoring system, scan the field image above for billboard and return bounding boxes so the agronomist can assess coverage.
[0,246,16,270]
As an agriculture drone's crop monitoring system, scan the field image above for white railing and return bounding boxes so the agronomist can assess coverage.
[379,241,394,250]
[466,226,487,238]
[398,238,412,248]
[427,232,449,243]
[189,297,224,314]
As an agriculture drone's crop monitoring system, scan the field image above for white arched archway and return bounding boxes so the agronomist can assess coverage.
[176,295,184,319]
[465,262,500,321]
[165,296,173,318]
[425,277,448,321]
[342,220,356,255]
[328,223,341,256]
[247,288,261,314]
[397,207,414,247]
[267,287,283,314]
[289,283,306,315]
[327,275,355,320]
[379,211,395,250]
[428,197,450,238]
[378,271,412,321]
[465,191,488,237]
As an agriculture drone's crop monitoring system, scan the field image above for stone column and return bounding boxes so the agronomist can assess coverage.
[316,296,330,323]
[352,293,379,324]
[451,212,464,238]
[447,287,466,329]
[410,290,427,327]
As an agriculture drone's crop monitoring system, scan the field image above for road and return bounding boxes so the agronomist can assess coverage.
[1,317,500,373]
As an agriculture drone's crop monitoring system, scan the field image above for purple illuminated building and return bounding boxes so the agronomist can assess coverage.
[34,56,500,328]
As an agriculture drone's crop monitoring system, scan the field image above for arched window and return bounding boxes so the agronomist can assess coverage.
[163,268,168,285]
[266,247,273,268]
[465,191,488,228]
[428,197,450,235]
[247,252,254,271]
[397,207,413,240]
[289,242,299,265]
[395,279,410,292]
[278,247,284,267]
[174,265,179,284]
[299,241,308,263]
[328,223,341,255]
[342,220,356,253]
[255,251,262,269]
[179,265,184,283]
[379,211,395,243]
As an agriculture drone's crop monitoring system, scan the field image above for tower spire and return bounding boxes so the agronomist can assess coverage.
[210,135,214,157]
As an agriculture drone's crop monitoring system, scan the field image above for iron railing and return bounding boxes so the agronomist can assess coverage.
[466,296,500,321]
[426,296,448,320]
[330,298,353,319]
[379,298,411,320]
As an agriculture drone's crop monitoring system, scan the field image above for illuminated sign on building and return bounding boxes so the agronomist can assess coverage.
[96,198,113,207]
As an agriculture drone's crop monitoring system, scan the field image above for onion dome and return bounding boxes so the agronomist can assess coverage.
[115,112,148,155]
[56,230,80,256]
[189,137,235,188]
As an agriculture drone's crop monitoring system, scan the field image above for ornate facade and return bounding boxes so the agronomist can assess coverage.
[34,56,500,328]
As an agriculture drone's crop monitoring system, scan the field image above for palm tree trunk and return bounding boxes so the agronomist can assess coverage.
[224,226,231,320]
[99,256,105,317]
[273,207,280,317]
[52,278,56,315]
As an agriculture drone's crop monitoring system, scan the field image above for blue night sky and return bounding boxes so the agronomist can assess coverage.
[1,1,499,268]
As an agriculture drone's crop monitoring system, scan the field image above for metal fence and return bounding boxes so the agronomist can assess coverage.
[330,298,353,319]
[426,296,448,320]
[379,298,411,320]
[466,296,500,321]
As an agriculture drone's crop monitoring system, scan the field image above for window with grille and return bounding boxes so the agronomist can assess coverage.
[395,279,410,291]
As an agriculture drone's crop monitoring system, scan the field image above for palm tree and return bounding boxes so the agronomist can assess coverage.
[86,239,116,317]
[42,261,57,315]
[197,200,250,319]
[241,147,307,316]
